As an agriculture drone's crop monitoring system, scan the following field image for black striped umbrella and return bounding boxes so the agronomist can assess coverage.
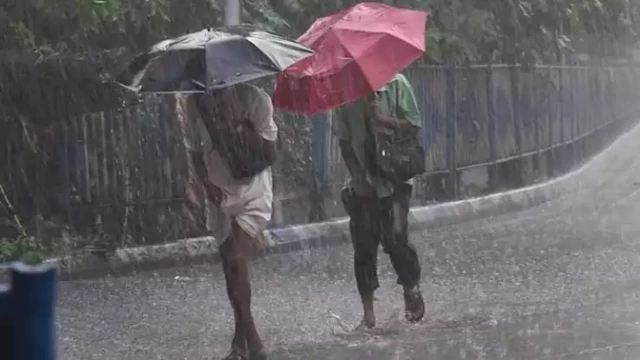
[117,25,314,94]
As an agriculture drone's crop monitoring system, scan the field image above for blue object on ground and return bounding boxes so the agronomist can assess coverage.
[0,283,13,359]
[11,263,57,360]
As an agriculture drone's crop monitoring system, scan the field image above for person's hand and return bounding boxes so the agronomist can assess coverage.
[365,98,384,121]
[232,118,254,134]
[352,173,375,197]
[203,181,224,205]
[366,98,394,135]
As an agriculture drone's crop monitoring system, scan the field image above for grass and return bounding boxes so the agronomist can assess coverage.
[0,182,81,264]
[0,235,64,265]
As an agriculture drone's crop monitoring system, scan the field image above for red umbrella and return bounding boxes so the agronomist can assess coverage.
[273,2,428,115]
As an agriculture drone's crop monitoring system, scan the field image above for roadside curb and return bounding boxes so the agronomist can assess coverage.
[13,119,640,280]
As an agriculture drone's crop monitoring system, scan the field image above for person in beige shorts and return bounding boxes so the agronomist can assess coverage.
[177,82,277,360]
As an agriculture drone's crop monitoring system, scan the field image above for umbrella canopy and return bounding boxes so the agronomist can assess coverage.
[117,26,314,93]
[272,3,428,115]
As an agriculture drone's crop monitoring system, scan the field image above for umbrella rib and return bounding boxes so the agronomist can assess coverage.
[331,26,425,51]
[244,38,297,72]
[325,29,399,92]
[320,29,378,91]
[120,27,314,93]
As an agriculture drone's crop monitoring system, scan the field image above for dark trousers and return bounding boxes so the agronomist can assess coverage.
[341,183,421,294]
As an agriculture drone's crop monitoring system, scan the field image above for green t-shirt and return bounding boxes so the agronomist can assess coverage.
[333,73,422,198]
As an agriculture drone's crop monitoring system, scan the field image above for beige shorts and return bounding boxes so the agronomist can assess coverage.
[205,189,273,248]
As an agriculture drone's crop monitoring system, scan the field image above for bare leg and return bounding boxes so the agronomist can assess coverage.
[382,184,424,324]
[343,188,380,330]
[220,221,266,360]
[356,290,376,330]
[220,248,246,357]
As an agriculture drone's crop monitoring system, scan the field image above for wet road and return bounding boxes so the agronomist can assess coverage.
[58,126,640,359]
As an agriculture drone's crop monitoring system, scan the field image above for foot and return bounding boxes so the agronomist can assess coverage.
[248,348,268,360]
[355,315,376,331]
[403,286,425,323]
[246,327,265,360]
[223,346,247,360]
[356,291,376,331]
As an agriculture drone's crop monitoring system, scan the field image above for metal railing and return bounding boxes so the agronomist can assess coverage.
[316,65,640,199]
[2,64,640,246]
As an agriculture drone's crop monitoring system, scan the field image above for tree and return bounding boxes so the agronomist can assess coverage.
[1,0,638,64]
[0,0,221,54]
[425,0,640,64]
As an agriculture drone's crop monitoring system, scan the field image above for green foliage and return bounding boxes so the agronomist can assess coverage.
[0,224,101,264]
[0,181,94,264]
[258,0,640,63]
[1,0,638,61]
[0,231,99,264]
[0,181,44,264]
[0,235,54,264]
[0,0,222,53]
[426,0,640,63]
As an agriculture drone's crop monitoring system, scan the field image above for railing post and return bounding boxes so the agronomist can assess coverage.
[508,64,524,187]
[485,62,498,192]
[584,68,592,156]
[445,66,458,199]
[62,121,73,229]
[545,65,554,178]
[309,111,330,222]
[568,68,577,167]
[224,0,241,26]
[581,68,590,161]
[556,66,566,176]
[597,68,607,151]
[531,68,541,177]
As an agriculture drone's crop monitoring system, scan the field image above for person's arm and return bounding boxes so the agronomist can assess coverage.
[373,110,418,133]
[339,140,366,182]
[244,89,278,165]
[177,95,223,204]
[191,152,207,183]
[192,152,223,204]
[369,76,422,135]
[333,109,373,196]
[236,119,277,165]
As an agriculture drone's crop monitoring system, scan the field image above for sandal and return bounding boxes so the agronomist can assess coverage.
[222,347,247,360]
[404,286,425,323]
[248,348,268,360]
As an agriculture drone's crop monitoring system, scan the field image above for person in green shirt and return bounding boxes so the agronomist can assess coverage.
[333,73,425,329]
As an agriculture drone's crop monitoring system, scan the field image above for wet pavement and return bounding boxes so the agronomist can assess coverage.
[58,128,640,359]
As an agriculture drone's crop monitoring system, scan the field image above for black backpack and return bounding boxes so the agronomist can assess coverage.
[194,91,275,179]
[363,86,426,183]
